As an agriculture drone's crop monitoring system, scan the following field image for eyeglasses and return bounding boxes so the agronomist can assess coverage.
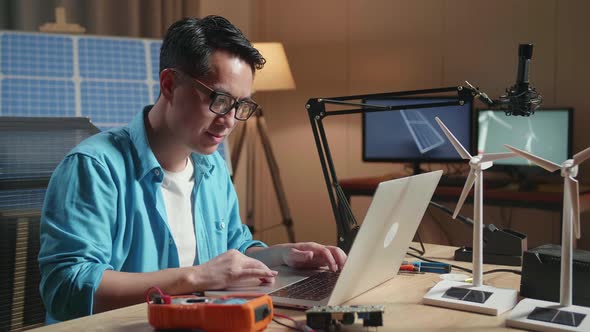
[170,69,260,121]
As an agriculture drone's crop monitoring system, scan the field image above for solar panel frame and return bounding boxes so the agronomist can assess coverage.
[0,30,230,170]
[0,31,160,125]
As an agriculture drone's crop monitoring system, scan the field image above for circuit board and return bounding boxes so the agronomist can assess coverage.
[306,304,385,330]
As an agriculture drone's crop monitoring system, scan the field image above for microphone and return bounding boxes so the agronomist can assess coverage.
[495,43,543,116]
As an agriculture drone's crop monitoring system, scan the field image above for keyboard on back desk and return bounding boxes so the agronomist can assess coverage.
[268,271,340,301]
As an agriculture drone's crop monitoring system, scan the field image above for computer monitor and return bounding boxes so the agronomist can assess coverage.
[476,108,573,167]
[362,97,473,165]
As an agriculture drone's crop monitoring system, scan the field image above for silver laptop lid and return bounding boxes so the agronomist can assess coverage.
[327,170,442,305]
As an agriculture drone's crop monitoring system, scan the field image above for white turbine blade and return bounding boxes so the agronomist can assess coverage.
[569,176,581,239]
[479,152,517,163]
[480,161,493,171]
[573,146,590,165]
[453,170,476,219]
[435,117,472,160]
[504,144,561,172]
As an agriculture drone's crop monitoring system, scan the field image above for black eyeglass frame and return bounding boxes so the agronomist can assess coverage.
[169,68,260,121]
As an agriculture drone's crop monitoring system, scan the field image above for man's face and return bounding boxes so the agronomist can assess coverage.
[167,51,254,155]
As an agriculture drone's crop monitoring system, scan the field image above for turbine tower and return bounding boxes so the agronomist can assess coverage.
[506,144,590,331]
[422,117,518,315]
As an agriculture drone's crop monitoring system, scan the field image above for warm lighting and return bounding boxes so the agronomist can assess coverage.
[252,42,296,92]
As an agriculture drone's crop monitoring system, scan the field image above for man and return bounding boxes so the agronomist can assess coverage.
[39,15,346,322]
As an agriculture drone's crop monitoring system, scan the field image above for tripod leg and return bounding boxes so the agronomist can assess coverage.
[231,121,248,177]
[245,119,256,235]
[256,111,296,243]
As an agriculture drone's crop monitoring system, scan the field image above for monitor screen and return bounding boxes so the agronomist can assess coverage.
[476,108,572,166]
[363,97,473,162]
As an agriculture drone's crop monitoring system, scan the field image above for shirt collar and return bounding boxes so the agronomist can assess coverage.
[191,153,215,178]
[129,106,216,180]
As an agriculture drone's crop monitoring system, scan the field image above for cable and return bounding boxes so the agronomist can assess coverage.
[406,252,521,275]
[273,313,316,332]
[273,319,299,331]
[272,318,299,331]
[406,251,472,273]
[408,231,426,256]
[483,268,522,275]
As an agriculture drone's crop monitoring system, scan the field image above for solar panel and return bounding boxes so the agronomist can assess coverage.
[79,38,147,80]
[150,41,161,81]
[0,31,158,126]
[0,31,230,168]
[80,81,150,128]
[1,78,76,117]
[0,33,74,78]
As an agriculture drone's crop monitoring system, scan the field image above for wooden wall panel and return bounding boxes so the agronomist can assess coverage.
[202,0,590,249]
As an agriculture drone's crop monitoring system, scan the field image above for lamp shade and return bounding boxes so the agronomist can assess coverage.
[252,42,296,92]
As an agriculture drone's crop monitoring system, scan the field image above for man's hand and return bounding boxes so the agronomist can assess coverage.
[191,249,278,290]
[247,242,347,272]
[281,242,347,272]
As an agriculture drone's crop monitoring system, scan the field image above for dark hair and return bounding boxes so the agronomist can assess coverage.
[159,16,265,78]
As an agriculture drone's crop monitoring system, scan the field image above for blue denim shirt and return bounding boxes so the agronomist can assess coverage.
[38,107,266,321]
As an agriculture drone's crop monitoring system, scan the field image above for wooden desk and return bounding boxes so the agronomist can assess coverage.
[29,244,524,331]
[340,175,590,212]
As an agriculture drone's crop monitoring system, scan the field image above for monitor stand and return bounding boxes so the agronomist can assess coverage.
[411,162,425,175]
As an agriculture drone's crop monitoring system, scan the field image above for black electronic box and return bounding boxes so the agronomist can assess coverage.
[520,244,590,306]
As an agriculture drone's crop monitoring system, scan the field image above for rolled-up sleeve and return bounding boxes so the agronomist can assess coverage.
[38,154,116,321]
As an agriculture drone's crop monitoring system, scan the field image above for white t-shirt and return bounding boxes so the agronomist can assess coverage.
[161,159,196,267]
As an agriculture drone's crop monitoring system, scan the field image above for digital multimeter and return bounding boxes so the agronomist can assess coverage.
[146,287,274,331]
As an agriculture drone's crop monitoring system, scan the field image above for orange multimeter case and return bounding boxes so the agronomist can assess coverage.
[146,287,273,332]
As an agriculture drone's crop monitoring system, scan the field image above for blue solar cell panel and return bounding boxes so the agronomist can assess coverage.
[79,37,147,80]
[153,83,160,101]
[150,41,162,81]
[81,81,149,127]
[1,32,74,78]
[1,78,75,116]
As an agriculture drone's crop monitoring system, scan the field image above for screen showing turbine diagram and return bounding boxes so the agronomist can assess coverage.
[363,97,473,162]
[477,109,572,166]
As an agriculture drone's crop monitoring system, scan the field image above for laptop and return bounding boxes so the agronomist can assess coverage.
[206,170,442,308]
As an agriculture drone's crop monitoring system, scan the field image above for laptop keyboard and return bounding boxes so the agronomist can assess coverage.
[269,271,340,301]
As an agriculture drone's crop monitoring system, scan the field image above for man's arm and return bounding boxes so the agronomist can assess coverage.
[94,268,192,312]
[39,154,118,320]
[94,249,278,313]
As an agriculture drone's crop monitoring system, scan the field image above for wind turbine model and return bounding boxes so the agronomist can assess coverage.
[422,117,518,315]
[505,144,590,331]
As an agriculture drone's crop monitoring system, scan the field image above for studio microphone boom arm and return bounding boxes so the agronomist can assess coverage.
[305,44,542,253]
[306,83,493,253]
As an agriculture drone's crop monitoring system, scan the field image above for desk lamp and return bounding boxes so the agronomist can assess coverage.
[505,145,590,331]
[421,118,518,315]
[231,42,297,242]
